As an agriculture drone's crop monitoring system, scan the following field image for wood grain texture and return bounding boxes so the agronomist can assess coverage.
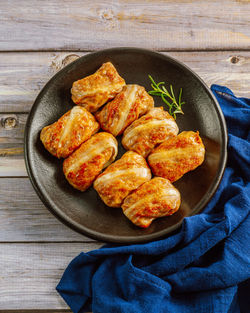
[0,51,249,113]
[0,52,77,113]
[0,51,249,177]
[0,243,102,310]
[0,113,26,176]
[0,0,249,51]
[1,1,249,311]
[0,178,97,242]
[0,311,71,313]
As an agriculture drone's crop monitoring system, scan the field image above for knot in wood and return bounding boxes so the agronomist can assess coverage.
[1,116,17,129]
[100,9,115,21]
[230,56,240,64]
[62,54,80,67]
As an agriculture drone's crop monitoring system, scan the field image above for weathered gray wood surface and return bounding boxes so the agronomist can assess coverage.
[0,311,71,313]
[0,51,249,113]
[0,243,101,310]
[0,0,249,51]
[0,0,249,311]
[0,178,95,242]
[0,51,249,177]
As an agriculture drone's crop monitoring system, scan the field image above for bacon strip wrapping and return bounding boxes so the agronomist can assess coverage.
[122,177,181,228]
[40,106,100,158]
[148,131,205,182]
[63,132,118,192]
[122,107,178,157]
[94,151,152,207]
[71,62,125,112]
[95,84,154,137]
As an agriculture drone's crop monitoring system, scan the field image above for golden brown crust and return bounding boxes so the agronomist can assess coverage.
[122,107,179,157]
[93,151,152,208]
[122,177,181,228]
[95,84,154,136]
[71,62,125,112]
[63,132,118,192]
[148,131,205,182]
[40,106,100,158]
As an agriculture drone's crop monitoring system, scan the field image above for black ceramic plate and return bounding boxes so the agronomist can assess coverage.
[24,48,227,243]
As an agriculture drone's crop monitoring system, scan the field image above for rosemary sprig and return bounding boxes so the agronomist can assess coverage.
[148,75,185,119]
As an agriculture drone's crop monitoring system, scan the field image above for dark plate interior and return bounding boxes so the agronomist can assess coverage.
[24,48,227,243]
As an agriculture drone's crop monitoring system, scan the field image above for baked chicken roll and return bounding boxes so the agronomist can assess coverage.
[63,132,118,192]
[71,62,125,112]
[40,106,99,159]
[94,151,152,208]
[122,107,179,158]
[122,177,181,228]
[148,131,205,182]
[95,84,154,137]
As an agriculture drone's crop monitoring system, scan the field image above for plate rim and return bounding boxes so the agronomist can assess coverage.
[24,47,228,243]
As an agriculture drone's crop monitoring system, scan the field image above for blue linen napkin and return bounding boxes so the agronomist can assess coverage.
[56,85,250,313]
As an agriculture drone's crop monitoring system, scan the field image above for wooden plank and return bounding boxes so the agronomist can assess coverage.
[0,50,249,176]
[0,178,96,242]
[0,311,71,313]
[0,243,102,310]
[0,51,249,113]
[0,52,85,112]
[0,158,26,176]
[0,113,27,176]
[0,0,249,51]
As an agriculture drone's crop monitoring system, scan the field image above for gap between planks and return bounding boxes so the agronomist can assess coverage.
[2,48,250,53]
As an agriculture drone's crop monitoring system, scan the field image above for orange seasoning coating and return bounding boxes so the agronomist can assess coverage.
[40,106,99,158]
[63,132,118,192]
[71,62,125,112]
[95,84,154,137]
[148,131,205,182]
[122,107,179,158]
[122,177,181,228]
[93,151,152,208]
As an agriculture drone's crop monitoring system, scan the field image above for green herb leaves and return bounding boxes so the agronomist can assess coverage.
[148,75,185,119]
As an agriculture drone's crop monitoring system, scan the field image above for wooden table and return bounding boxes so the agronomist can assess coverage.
[0,1,249,312]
